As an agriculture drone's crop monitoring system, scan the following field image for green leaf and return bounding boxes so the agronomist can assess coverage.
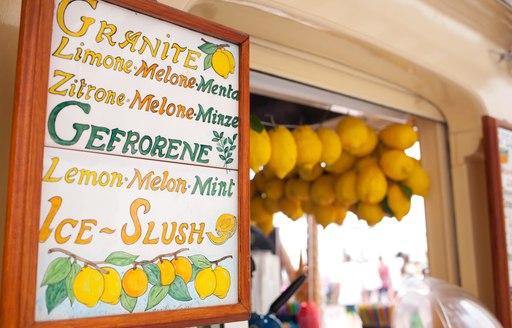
[198,42,218,55]
[204,54,213,70]
[142,263,161,286]
[41,257,71,286]
[121,289,137,313]
[188,254,211,269]
[230,145,236,151]
[219,132,224,138]
[212,137,220,142]
[224,146,230,153]
[222,138,228,145]
[168,276,192,301]
[233,133,238,141]
[216,147,224,152]
[399,184,413,200]
[46,280,67,314]
[146,285,170,310]
[65,262,81,305]
[220,155,226,161]
[250,115,264,133]
[213,131,220,138]
[227,137,233,145]
[226,158,234,164]
[104,251,139,266]
[190,264,201,282]
[227,152,233,158]
[380,197,394,217]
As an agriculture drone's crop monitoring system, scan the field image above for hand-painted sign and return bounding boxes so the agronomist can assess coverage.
[1,0,249,327]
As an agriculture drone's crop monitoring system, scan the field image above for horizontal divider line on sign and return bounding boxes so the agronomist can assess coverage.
[43,145,239,172]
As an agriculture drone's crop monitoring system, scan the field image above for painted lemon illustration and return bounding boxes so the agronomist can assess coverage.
[195,267,217,299]
[212,48,235,79]
[213,266,231,299]
[171,256,193,283]
[73,267,105,307]
[99,267,122,305]
[122,267,148,298]
[157,259,176,286]
[207,213,237,245]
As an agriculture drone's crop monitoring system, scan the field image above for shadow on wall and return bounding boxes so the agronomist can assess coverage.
[0,22,20,293]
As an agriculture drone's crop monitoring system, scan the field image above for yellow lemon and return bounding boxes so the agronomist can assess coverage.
[334,170,358,206]
[267,126,297,178]
[73,267,105,307]
[351,126,378,157]
[171,256,193,283]
[387,184,411,221]
[216,213,237,236]
[336,116,369,154]
[379,150,415,181]
[256,217,274,235]
[195,268,216,299]
[122,267,148,298]
[293,125,322,170]
[298,164,323,181]
[314,204,337,228]
[316,127,342,165]
[284,178,310,201]
[263,197,281,214]
[279,197,304,220]
[263,178,284,200]
[250,128,271,173]
[325,151,356,174]
[157,259,176,286]
[356,165,387,204]
[100,267,121,305]
[301,199,315,214]
[333,202,348,225]
[379,123,418,150]
[213,266,231,299]
[354,156,378,172]
[251,196,272,223]
[403,160,430,197]
[252,172,267,193]
[311,175,336,205]
[212,48,234,79]
[358,202,385,226]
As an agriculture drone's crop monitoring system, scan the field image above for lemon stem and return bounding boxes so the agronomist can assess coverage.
[133,248,190,266]
[48,248,108,274]
[211,255,233,266]
[200,37,230,48]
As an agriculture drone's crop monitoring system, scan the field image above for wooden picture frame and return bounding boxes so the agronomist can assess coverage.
[483,115,512,328]
[0,0,250,327]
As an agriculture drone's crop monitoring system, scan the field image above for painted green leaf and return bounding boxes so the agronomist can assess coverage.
[216,147,224,152]
[227,137,233,144]
[41,257,71,286]
[46,280,67,314]
[204,54,213,70]
[198,42,218,55]
[213,130,220,138]
[212,137,220,142]
[250,115,264,133]
[224,147,230,153]
[146,285,170,310]
[226,158,234,164]
[188,254,211,269]
[168,276,192,301]
[190,264,201,282]
[220,155,226,161]
[230,145,236,151]
[142,263,161,286]
[121,289,137,313]
[227,152,233,158]
[399,184,413,200]
[219,132,224,138]
[222,138,228,145]
[104,251,138,266]
[233,133,238,141]
[65,262,81,305]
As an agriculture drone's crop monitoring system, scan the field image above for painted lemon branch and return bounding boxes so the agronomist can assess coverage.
[201,37,230,49]
[210,255,233,266]
[48,248,109,274]
[132,247,189,268]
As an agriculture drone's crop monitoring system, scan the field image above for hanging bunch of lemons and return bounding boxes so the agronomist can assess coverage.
[250,115,431,234]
